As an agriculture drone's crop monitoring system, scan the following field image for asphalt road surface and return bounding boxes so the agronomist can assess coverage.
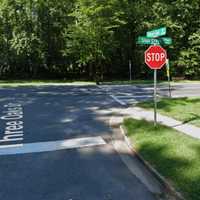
[100,82,200,105]
[0,85,158,200]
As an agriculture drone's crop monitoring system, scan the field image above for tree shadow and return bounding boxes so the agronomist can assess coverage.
[138,97,200,113]
[137,140,200,200]
[0,85,125,144]
[181,113,200,124]
[0,85,199,200]
[0,138,157,200]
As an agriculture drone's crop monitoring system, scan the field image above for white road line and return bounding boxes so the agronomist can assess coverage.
[115,95,152,98]
[0,144,23,149]
[0,136,106,156]
[110,95,127,106]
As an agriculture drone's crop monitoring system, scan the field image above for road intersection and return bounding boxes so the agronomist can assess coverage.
[0,83,199,200]
[100,83,200,105]
[0,85,158,200]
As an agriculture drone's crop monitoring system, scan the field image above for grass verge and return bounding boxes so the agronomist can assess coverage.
[0,80,95,87]
[0,79,200,86]
[103,80,155,85]
[137,97,200,127]
[124,118,200,200]
[102,80,200,85]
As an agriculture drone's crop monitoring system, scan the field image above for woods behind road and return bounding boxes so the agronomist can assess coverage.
[0,0,199,80]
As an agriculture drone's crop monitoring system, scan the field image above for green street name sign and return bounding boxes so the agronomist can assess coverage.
[137,36,172,45]
[160,37,172,45]
[146,27,166,38]
[137,36,160,45]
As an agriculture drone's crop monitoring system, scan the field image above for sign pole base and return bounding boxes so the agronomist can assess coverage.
[168,76,171,98]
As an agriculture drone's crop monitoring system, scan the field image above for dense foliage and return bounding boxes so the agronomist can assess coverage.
[0,0,199,80]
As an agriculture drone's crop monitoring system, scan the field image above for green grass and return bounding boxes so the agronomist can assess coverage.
[102,79,200,85]
[124,118,200,200]
[0,79,200,86]
[0,79,95,87]
[137,97,200,127]
[103,80,155,85]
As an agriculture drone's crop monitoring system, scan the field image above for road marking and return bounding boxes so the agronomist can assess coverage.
[110,95,127,106]
[0,136,106,156]
[115,95,152,98]
[0,144,23,149]
[0,103,24,144]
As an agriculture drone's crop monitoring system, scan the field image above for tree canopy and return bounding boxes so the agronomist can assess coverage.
[0,0,199,80]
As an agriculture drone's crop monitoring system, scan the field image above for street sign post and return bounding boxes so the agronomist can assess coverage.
[146,27,166,38]
[166,59,171,97]
[129,60,132,81]
[145,45,167,69]
[137,27,171,125]
[154,69,157,126]
[137,36,172,45]
[145,45,167,126]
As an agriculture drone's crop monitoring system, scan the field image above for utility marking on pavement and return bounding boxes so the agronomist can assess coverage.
[110,95,127,106]
[0,136,106,156]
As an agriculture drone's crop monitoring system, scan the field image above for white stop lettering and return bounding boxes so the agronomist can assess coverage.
[146,53,165,62]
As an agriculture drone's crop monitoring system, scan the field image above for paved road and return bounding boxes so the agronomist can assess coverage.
[100,83,200,105]
[0,86,158,200]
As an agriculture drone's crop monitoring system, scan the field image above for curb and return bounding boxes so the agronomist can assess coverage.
[118,124,185,200]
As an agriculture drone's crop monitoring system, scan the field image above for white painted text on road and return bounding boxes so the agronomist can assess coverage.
[0,103,24,145]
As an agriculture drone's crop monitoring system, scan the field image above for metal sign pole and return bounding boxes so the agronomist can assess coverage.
[154,69,157,126]
[129,60,132,81]
[168,73,171,98]
[166,59,171,97]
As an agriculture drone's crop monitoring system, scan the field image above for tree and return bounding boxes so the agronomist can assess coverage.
[0,0,200,79]
[63,0,126,82]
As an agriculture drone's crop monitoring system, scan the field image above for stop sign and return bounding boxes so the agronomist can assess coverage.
[145,45,167,69]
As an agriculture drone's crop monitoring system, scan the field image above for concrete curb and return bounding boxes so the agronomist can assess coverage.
[117,123,185,200]
[127,107,200,140]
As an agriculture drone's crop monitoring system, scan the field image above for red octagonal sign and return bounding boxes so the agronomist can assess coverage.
[145,45,167,69]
